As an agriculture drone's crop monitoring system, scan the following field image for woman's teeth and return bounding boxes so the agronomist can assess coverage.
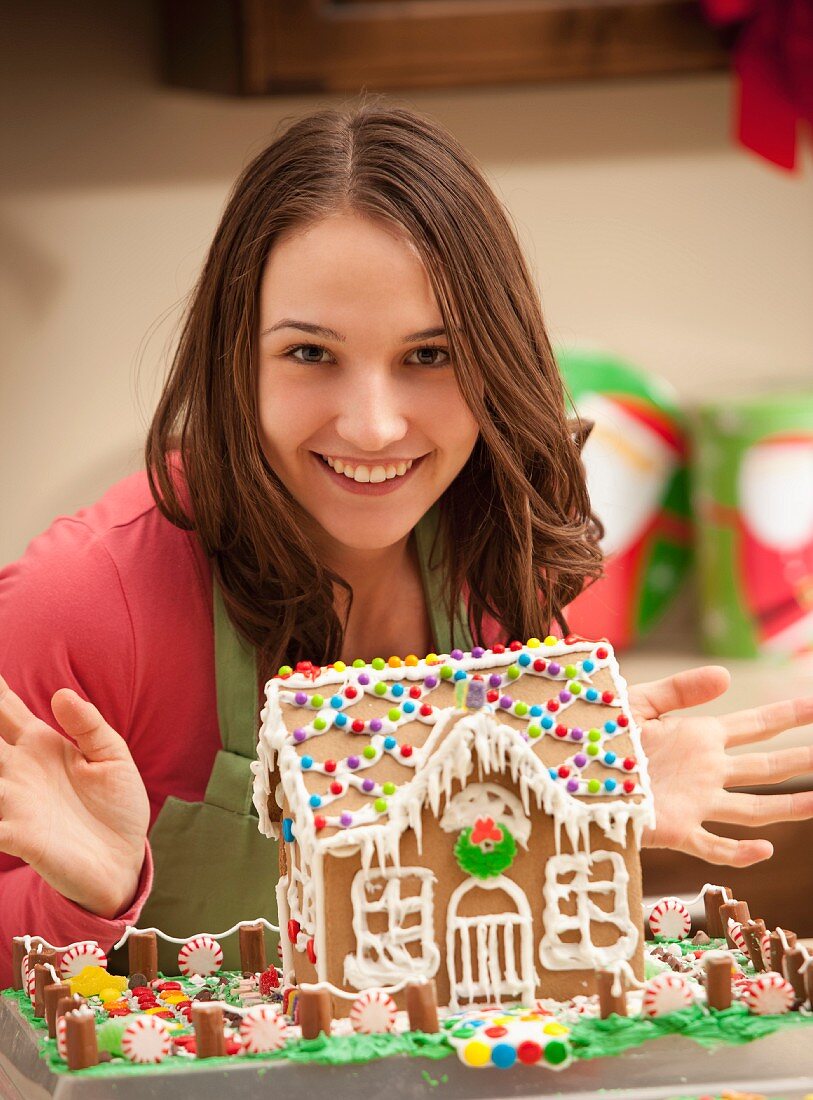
[322,455,414,483]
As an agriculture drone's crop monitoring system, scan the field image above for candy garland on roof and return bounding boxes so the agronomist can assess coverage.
[274,638,643,834]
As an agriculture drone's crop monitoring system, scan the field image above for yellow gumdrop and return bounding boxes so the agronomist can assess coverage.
[99,987,121,1004]
[463,1040,492,1067]
[69,966,127,998]
[543,1021,569,1037]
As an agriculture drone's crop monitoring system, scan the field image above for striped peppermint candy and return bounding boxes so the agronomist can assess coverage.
[648,897,691,940]
[726,919,746,952]
[349,990,397,1034]
[121,1016,173,1063]
[25,966,37,1003]
[59,941,108,979]
[177,935,223,977]
[239,1005,289,1052]
[761,930,772,966]
[56,1015,69,1060]
[641,973,694,1017]
[743,972,795,1016]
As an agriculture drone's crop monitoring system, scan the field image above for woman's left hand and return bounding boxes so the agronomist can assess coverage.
[628,665,813,867]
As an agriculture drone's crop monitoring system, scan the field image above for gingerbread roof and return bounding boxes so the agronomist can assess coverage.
[252,638,655,863]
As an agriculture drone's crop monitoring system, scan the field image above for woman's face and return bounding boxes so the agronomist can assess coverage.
[257,212,480,553]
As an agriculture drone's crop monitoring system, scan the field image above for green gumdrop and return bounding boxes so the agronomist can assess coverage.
[96,1018,128,1057]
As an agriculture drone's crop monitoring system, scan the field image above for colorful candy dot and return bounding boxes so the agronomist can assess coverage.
[424,675,438,689]
[391,683,404,698]
[293,728,307,743]
[507,665,520,680]
[294,692,308,706]
[388,656,402,668]
[514,702,528,716]
[518,653,531,667]
[605,721,618,734]
[604,778,617,792]
[313,717,327,731]
[330,695,343,709]
[491,1043,516,1069]
[311,694,324,708]
[335,713,348,728]
[384,736,397,750]
[340,812,353,827]
[528,725,542,739]
[402,700,415,714]
[333,660,346,673]
[278,665,293,677]
[587,744,600,756]
[453,669,467,681]
[374,798,388,813]
[450,649,464,660]
[541,716,554,729]
[301,756,312,769]
[405,654,419,666]
[353,659,366,668]
[587,779,601,794]
[527,637,541,648]
[588,728,602,742]
[374,682,387,696]
[309,795,322,808]
[471,646,485,658]
[358,673,370,685]
[463,1040,492,1067]
[440,665,453,680]
[347,755,360,769]
[382,782,396,796]
[363,746,376,760]
[582,659,595,672]
[369,718,383,733]
[544,1039,569,1065]
[372,658,385,671]
[362,778,375,792]
[544,635,557,646]
[564,664,578,678]
[604,751,617,765]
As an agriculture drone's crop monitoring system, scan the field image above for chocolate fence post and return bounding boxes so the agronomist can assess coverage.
[56,994,86,1023]
[406,979,439,1033]
[783,947,807,1001]
[44,982,72,1038]
[719,901,750,948]
[770,929,797,974]
[297,987,333,1039]
[596,969,627,1017]
[804,958,813,1009]
[33,961,57,1019]
[192,1002,227,1058]
[65,1008,99,1070]
[10,936,42,991]
[127,931,159,983]
[239,922,267,976]
[741,921,766,972]
[705,953,733,1010]
[704,887,732,938]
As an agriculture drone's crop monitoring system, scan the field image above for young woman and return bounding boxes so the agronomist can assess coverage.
[1,101,812,982]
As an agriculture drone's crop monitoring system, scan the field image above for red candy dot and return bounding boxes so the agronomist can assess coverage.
[617,714,629,727]
[486,689,499,703]
[623,757,635,771]
[533,659,547,672]
[314,815,327,830]
[623,780,636,794]
[409,686,422,699]
[546,699,559,712]
[324,760,337,773]
[351,719,365,733]
[420,704,433,717]
[484,1025,508,1038]
[400,744,413,758]
[306,938,317,965]
[557,765,570,779]
[345,686,358,699]
[330,781,343,795]
[555,724,568,738]
[509,641,523,651]
[596,647,608,659]
[296,660,314,673]
[517,1040,542,1065]
[287,919,300,943]
[492,644,505,654]
[602,690,615,704]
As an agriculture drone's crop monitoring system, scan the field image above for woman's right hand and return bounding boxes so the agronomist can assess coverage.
[0,674,150,917]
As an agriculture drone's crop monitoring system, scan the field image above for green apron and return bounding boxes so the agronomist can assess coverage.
[136,506,472,974]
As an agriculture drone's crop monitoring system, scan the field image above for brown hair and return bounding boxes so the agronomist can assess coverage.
[146,96,604,681]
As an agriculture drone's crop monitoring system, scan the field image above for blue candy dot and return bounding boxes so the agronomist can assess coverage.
[309,794,321,808]
[391,683,404,698]
[384,736,397,750]
[604,778,617,792]
[583,659,595,672]
[301,756,313,769]
[453,669,467,681]
[604,752,616,765]
[492,1043,516,1069]
[529,705,543,717]
[541,716,554,729]
[549,768,557,780]
[586,688,599,701]
[282,817,295,843]
[335,713,348,727]
[330,695,343,709]
[402,700,415,714]
[518,653,531,667]
[604,721,617,734]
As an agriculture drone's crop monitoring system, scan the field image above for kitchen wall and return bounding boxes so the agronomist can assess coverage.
[2,1,812,565]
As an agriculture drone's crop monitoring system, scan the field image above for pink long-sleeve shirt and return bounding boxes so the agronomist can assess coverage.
[0,469,221,987]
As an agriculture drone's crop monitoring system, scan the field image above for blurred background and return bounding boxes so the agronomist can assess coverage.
[2,0,812,927]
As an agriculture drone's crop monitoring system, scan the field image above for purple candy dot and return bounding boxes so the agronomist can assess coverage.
[521,731,530,741]
[548,663,561,676]
[340,812,353,827]
[499,695,512,709]
[369,718,383,733]
[294,692,308,706]
[450,649,464,660]
[489,674,502,688]
[362,779,375,793]
[358,673,370,686]
[293,728,307,742]
[347,755,360,769]
[472,646,485,658]
[573,753,587,768]
[424,675,438,689]
[559,691,572,704]
[570,728,583,742]
[567,779,580,793]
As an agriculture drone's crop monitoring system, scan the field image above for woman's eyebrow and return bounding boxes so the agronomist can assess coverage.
[261,319,447,343]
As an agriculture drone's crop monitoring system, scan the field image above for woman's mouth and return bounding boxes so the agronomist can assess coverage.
[312,452,425,494]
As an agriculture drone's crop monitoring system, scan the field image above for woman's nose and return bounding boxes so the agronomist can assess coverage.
[333,371,409,453]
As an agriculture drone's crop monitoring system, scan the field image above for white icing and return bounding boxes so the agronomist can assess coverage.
[112,917,278,952]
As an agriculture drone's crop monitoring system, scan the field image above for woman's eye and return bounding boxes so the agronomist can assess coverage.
[408,345,451,367]
[287,344,332,364]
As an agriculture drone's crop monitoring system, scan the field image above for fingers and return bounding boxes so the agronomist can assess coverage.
[721,695,813,749]
[629,665,731,722]
[0,673,37,746]
[50,689,128,764]
[712,788,813,827]
[727,744,813,787]
[687,825,773,867]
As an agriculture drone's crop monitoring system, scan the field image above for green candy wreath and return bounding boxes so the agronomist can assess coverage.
[453,818,517,879]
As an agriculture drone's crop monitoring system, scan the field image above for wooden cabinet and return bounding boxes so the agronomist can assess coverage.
[162,0,730,96]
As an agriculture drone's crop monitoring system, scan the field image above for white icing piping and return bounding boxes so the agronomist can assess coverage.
[113,918,279,952]
[641,883,733,910]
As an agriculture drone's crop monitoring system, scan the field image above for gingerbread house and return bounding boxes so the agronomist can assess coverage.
[252,639,655,1011]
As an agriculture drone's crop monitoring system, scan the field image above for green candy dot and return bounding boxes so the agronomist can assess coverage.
[528,725,542,739]
[374,798,388,813]
[587,728,601,742]
[313,717,327,731]
[564,664,578,678]
[372,657,386,670]
[278,665,292,677]
[440,665,453,680]
[544,1039,569,1065]
[352,658,366,668]
[387,708,401,722]
[586,744,600,756]
[311,694,324,708]
[514,701,528,716]
[382,781,396,796]
[587,778,601,794]
[568,681,582,695]
[451,1026,475,1039]
[506,665,520,680]
[363,746,376,759]
[374,682,387,696]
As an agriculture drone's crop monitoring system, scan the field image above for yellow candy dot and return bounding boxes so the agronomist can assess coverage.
[463,1040,492,1067]
[544,635,558,646]
[333,660,346,673]
[160,992,186,1005]
[543,1021,569,1037]
[99,987,121,1003]
[425,653,439,665]
[405,654,419,666]
[388,655,402,668]
[526,637,541,648]
[491,1015,511,1025]
[145,1006,169,1015]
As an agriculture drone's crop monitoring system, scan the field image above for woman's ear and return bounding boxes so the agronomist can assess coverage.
[567,416,594,452]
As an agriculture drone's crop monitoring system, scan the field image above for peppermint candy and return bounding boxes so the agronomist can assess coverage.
[56,1015,69,1060]
[743,972,795,1015]
[60,941,108,979]
[177,935,223,977]
[239,1005,289,1052]
[25,966,37,1003]
[761,930,772,967]
[726,919,746,952]
[648,897,691,940]
[349,990,398,1034]
[641,973,693,1017]
[121,1015,172,1063]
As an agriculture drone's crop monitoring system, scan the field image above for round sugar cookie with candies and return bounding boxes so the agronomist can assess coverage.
[641,973,693,1016]
[350,990,397,1034]
[121,1016,173,1063]
[743,972,795,1015]
[648,897,691,940]
[60,941,108,979]
[240,1005,289,1052]
[177,935,223,977]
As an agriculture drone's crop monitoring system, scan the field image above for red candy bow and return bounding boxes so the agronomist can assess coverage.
[471,816,502,846]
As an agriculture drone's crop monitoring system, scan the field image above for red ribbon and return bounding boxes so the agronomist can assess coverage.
[471,816,502,846]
